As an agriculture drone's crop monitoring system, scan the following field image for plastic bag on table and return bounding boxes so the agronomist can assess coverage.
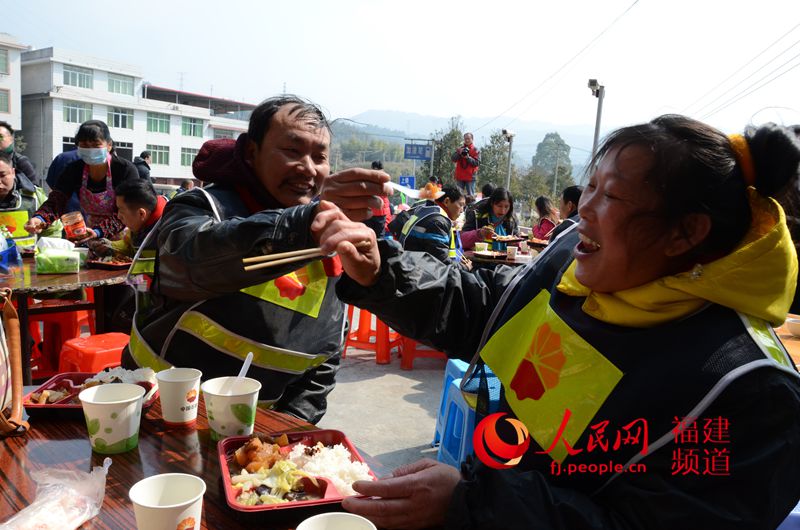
[0,458,112,529]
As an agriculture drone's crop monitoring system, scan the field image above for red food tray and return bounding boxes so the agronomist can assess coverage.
[23,372,158,413]
[218,429,376,515]
[86,259,131,270]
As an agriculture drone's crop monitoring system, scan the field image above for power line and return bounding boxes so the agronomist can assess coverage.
[472,0,640,134]
[701,54,800,120]
[682,21,800,114]
[690,35,800,117]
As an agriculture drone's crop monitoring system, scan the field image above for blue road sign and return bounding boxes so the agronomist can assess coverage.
[398,175,415,190]
[404,144,432,160]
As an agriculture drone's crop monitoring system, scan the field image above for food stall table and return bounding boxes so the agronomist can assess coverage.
[0,257,129,384]
[0,397,316,529]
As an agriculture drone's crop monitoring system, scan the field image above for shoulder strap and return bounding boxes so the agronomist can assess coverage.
[0,288,29,437]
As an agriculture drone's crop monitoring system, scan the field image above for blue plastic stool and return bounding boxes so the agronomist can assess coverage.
[437,376,502,468]
[432,359,470,446]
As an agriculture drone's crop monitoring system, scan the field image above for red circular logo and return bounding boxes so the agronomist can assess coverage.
[473,412,530,469]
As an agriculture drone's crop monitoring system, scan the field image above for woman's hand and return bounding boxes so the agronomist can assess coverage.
[311,201,381,286]
[320,168,392,222]
[24,217,44,235]
[480,225,496,239]
[342,458,462,529]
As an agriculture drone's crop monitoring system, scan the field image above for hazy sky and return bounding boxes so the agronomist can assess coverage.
[8,0,800,136]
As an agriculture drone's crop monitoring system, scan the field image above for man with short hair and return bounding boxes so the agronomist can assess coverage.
[133,150,154,182]
[122,95,389,424]
[549,185,583,242]
[0,121,38,186]
[451,132,480,196]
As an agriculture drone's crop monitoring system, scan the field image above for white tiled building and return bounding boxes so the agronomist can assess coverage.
[0,33,30,131]
[20,47,254,185]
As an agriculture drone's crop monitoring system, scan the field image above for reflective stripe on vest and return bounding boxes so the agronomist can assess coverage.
[130,249,156,275]
[176,311,329,374]
[129,319,173,372]
[740,313,795,369]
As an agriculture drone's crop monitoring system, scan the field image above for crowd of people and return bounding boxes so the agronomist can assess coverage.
[3,96,800,529]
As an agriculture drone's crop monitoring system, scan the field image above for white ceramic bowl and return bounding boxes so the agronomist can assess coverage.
[786,318,800,337]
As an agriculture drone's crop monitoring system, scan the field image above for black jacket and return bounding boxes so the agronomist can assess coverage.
[124,185,344,424]
[11,153,37,185]
[133,157,153,182]
[549,209,579,242]
[389,200,460,266]
[337,231,800,530]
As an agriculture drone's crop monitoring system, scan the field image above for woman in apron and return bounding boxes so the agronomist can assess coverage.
[24,120,138,241]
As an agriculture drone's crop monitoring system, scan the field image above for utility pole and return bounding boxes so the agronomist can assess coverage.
[503,129,515,189]
[553,152,560,197]
[429,140,435,181]
[588,79,605,160]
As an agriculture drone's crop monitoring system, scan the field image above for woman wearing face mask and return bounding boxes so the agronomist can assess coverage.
[24,120,138,241]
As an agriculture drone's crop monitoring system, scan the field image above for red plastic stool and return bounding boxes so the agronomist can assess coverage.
[345,305,401,364]
[58,332,129,373]
[400,336,447,370]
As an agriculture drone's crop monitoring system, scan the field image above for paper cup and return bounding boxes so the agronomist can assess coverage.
[79,383,145,454]
[156,368,202,427]
[507,246,518,260]
[519,241,529,254]
[297,513,377,530]
[474,242,489,252]
[200,377,261,441]
[129,473,206,530]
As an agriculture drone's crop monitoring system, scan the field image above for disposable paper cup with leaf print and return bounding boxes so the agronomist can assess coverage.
[474,242,489,252]
[297,513,377,530]
[200,376,261,441]
[129,473,206,530]
[79,383,145,454]
[156,368,202,427]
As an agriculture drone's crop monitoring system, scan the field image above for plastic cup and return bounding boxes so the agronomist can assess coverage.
[519,241,529,254]
[79,383,145,454]
[474,242,489,252]
[200,376,261,441]
[507,246,518,260]
[297,513,377,530]
[156,368,202,427]
[129,473,206,530]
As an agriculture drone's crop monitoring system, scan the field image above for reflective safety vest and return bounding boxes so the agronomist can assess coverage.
[0,189,45,248]
[398,204,458,263]
[127,187,334,381]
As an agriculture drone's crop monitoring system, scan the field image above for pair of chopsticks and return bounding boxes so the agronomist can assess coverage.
[243,241,373,272]
[243,248,326,271]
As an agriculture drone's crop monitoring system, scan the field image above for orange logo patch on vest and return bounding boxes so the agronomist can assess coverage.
[510,323,566,401]
[275,272,307,301]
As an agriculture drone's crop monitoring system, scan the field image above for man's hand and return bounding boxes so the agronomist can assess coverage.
[72,228,99,244]
[311,201,381,286]
[320,168,391,222]
[342,458,462,529]
[24,217,44,235]
[86,238,115,258]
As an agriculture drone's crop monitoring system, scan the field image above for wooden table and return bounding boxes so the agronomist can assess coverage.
[774,322,800,366]
[0,397,316,529]
[0,258,129,384]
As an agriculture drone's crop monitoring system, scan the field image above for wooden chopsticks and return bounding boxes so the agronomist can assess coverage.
[243,248,325,271]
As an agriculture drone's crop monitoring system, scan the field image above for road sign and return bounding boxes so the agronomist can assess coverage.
[404,144,432,160]
[398,175,415,190]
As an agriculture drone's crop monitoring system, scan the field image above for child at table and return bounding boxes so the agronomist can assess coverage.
[87,179,166,261]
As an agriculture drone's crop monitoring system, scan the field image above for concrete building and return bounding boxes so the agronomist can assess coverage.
[0,33,30,131]
[20,47,255,186]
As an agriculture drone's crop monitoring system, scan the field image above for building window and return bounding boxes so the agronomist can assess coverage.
[0,89,8,113]
[147,112,170,134]
[63,65,93,89]
[213,128,238,140]
[181,148,199,167]
[107,73,134,95]
[181,117,203,137]
[63,100,92,123]
[62,136,76,152]
[0,49,8,74]
[114,141,133,161]
[107,107,134,129]
[147,144,169,165]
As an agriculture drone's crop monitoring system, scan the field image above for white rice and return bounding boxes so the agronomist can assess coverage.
[288,443,372,496]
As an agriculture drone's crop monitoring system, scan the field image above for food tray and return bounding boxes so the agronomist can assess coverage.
[219,429,376,520]
[491,235,526,243]
[528,237,549,246]
[473,250,508,260]
[23,372,158,415]
[86,259,131,270]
